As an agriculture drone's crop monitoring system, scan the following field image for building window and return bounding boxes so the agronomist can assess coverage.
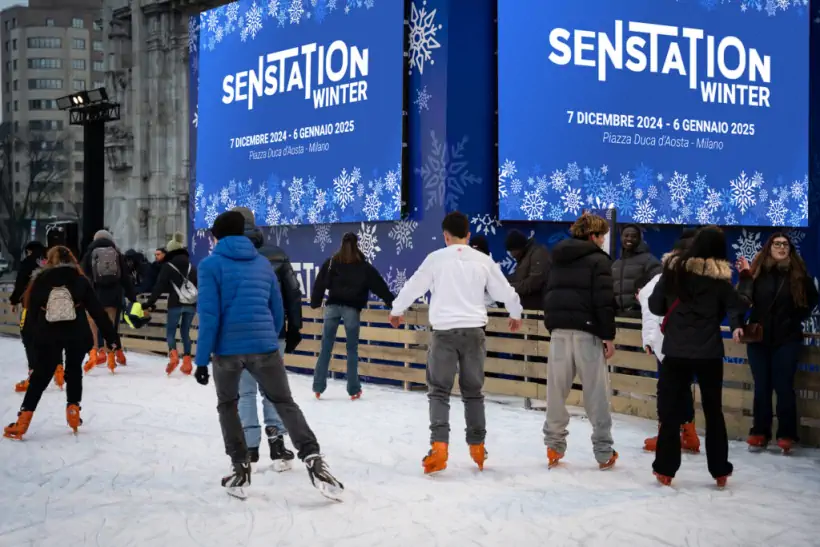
[13,121,18,132]
[74,182,83,193]
[72,18,85,29]
[28,79,63,90]
[74,161,84,171]
[14,182,19,193]
[28,58,63,69]
[45,18,55,27]
[93,40,103,52]
[12,18,16,28]
[72,38,86,50]
[72,59,86,70]
[29,99,58,110]
[93,20,103,31]
[72,79,86,91]
[12,39,17,50]
[75,141,84,152]
[13,100,17,111]
[3,21,8,31]
[3,41,7,52]
[92,80,105,89]
[12,59,16,70]
[29,120,64,131]
[4,102,9,113]
[28,37,62,49]
[93,60,105,72]
[3,82,7,93]
[12,79,17,91]
[4,61,8,72]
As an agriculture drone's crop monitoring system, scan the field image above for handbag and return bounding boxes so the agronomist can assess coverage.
[738,278,785,344]
[660,298,680,334]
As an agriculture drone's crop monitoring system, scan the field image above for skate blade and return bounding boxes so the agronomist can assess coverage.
[315,482,343,502]
[747,445,765,453]
[225,486,247,500]
[548,461,561,469]
[272,459,293,473]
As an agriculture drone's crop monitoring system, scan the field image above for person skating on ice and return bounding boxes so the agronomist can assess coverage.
[194,211,343,500]
[10,241,47,393]
[388,212,523,474]
[4,246,121,440]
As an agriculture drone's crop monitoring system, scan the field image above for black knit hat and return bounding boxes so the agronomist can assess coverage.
[505,229,528,252]
[211,211,246,240]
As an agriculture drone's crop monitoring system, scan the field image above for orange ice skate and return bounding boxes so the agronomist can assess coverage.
[166,350,180,375]
[3,410,33,440]
[180,355,193,375]
[469,443,487,471]
[54,365,65,390]
[422,442,449,474]
[66,404,82,433]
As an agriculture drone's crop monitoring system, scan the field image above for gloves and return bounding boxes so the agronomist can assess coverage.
[194,366,210,386]
[284,328,302,353]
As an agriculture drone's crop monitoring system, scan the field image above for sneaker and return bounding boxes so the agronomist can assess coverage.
[54,365,65,390]
[776,438,794,455]
[747,434,768,451]
[107,351,117,373]
[654,472,673,486]
[66,404,82,433]
[248,447,260,463]
[83,350,98,373]
[180,355,193,375]
[115,349,127,366]
[304,454,344,501]
[166,350,180,375]
[681,422,701,453]
[3,410,33,440]
[599,450,619,471]
[422,442,449,474]
[547,447,563,469]
[221,462,251,499]
[469,443,488,471]
[14,378,29,393]
[266,427,295,472]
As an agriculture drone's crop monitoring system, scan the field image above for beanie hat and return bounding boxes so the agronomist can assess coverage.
[211,211,245,240]
[94,229,114,241]
[504,230,528,252]
[231,206,256,231]
[470,234,490,255]
[165,232,185,252]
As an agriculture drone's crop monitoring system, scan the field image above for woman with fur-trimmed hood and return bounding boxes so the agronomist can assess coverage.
[648,225,748,488]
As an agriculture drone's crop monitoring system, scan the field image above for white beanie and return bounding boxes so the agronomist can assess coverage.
[94,229,114,241]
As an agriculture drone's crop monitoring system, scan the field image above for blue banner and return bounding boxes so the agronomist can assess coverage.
[194,0,404,229]
[498,0,809,227]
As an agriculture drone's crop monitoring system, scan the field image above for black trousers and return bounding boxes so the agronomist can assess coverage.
[212,351,320,463]
[23,339,36,373]
[22,344,86,411]
[653,356,733,479]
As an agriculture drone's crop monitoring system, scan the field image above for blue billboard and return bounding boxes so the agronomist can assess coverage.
[498,0,810,227]
[194,0,404,229]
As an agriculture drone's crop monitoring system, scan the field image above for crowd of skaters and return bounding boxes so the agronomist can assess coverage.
[1,205,815,499]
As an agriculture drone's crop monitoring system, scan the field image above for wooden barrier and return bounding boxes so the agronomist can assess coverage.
[2,291,819,445]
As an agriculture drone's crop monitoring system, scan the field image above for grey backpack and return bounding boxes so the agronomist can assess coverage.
[44,286,77,323]
[91,247,120,285]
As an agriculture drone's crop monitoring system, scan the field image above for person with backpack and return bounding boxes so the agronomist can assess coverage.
[4,246,121,440]
[144,232,198,375]
[9,241,47,393]
[80,230,138,373]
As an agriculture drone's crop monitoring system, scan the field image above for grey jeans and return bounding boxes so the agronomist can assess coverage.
[427,328,487,445]
[212,351,320,463]
[543,329,614,463]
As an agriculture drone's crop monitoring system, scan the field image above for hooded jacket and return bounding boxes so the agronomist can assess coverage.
[243,225,302,337]
[508,238,552,311]
[543,238,616,341]
[22,264,121,351]
[80,238,138,308]
[649,257,748,360]
[124,250,155,294]
[194,236,285,366]
[10,249,45,306]
[144,248,197,310]
[612,238,662,318]
[310,256,394,310]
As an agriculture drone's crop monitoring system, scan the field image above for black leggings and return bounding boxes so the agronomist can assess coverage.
[22,344,87,412]
[23,339,36,373]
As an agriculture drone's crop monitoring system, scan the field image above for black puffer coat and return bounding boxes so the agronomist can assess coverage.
[649,257,748,360]
[10,250,45,306]
[311,258,393,311]
[143,248,197,310]
[80,238,138,308]
[508,238,551,311]
[737,262,818,347]
[613,241,662,317]
[543,238,616,341]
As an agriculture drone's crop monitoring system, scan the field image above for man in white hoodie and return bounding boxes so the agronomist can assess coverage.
[389,212,523,474]
[636,229,700,453]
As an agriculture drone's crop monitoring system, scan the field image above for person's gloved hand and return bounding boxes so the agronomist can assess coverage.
[194,366,210,386]
[284,328,302,353]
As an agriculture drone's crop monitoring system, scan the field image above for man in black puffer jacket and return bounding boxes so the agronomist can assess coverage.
[612,224,661,318]
[542,213,618,470]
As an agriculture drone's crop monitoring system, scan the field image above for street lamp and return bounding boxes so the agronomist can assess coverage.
[57,88,120,254]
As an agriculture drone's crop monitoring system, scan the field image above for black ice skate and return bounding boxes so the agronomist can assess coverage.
[304,454,344,502]
[221,462,251,500]
[266,426,295,472]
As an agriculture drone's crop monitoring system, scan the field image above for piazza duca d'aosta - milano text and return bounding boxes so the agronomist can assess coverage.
[549,20,773,108]
[220,40,370,111]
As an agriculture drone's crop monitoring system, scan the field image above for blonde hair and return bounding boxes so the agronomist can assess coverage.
[570,213,609,239]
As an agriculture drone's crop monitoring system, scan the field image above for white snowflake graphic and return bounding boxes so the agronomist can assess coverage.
[471,213,501,236]
[497,159,516,199]
[242,1,263,39]
[792,176,808,200]
[415,86,431,113]
[268,0,280,16]
[550,169,567,191]
[521,190,546,220]
[561,187,583,215]
[384,266,408,294]
[357,182,365,198]
[188,17,199,53]
[314,224,332,252]
[388,219,417,254]
[289,0,305,23]
[226,2,241,23]
[724,213,737,225]
[767,199,787,225]
[332,168,355,210]
[215,25,224,43]
[417,131,481,210]
[408,0,442,75]
[265,206,281,226]
[785,228,805,253]
[206,10,219,32]
[384,168,400,194]
[363,193,382,220]
[647,185,658,199]
[667,171,691,203]
[327,0,337,9]
[732,229,762,261]
[601,164,609,175]
[357,222,381,263]
[510,178,523,195]
[364,0,374,8]
[730,170,757,214]
[288,176,304,211]
[566,162,581,182]
[696,205,713,225]
[192,105,198,127]
[634,188,643,200]
[704,188,722,212]
[634,199,656,223]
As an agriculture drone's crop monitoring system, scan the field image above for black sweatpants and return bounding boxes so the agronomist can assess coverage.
[22,344,87,411]
[212,351,320,463]
[653,356,733,479]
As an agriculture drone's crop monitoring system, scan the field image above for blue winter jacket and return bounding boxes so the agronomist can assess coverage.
[194,236,285,366]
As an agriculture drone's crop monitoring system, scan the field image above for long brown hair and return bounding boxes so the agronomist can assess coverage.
[749,232,809,307]
[22,246,83,309]
[332,232,365,264]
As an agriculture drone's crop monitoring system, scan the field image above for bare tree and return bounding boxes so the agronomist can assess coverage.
[0,122,69,265]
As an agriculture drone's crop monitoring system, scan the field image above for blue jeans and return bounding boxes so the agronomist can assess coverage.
[238,341,287,449]
[166,306,196,355]
[312,304,361,396]
[747,340,802,441]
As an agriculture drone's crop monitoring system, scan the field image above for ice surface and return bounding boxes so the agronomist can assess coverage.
[1,337,819,546]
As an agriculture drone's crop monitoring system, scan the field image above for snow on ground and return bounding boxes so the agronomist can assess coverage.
[1,338,819,547]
